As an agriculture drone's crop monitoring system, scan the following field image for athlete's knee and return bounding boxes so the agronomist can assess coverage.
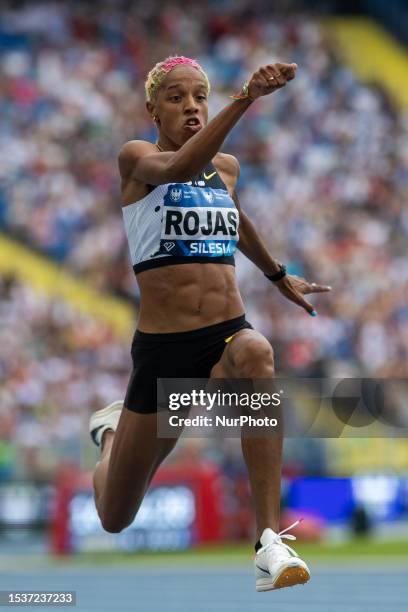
[232,337,274,377]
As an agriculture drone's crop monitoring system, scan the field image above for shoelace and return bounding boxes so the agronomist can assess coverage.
[256,518,304,559]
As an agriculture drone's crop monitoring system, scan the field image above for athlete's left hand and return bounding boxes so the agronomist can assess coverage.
[274,275,332,316]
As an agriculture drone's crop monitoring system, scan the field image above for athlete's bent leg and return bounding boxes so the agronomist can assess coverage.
[93,407,179,533]
[210,329,281,537]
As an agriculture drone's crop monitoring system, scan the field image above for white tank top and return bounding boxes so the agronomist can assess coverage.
[122,163,239,274]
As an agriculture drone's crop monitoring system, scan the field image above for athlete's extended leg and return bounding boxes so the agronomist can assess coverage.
[92,408,178,533]
[211,328,310,590]
[210,329,281,536]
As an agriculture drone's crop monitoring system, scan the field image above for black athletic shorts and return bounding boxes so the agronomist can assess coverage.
[124,314,253,413]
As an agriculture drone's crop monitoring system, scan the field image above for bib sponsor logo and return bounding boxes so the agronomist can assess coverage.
[163,241,175,252]
[203,191,214,204]
[170,188,182,202]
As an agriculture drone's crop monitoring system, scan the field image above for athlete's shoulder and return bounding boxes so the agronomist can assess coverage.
[118,140,158,180]
[213,152,240,179]
[118,140,157,162]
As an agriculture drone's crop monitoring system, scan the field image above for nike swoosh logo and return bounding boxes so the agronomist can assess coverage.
[203,171,217,180]
[255,565,270,575]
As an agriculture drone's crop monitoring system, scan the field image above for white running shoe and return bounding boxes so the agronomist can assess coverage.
[255,519,311,592]
[89,400,123,447]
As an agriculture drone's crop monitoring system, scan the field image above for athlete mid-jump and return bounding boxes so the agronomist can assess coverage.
[89,55,331,591]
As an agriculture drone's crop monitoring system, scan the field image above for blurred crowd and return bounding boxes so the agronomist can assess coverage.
[0,272,132,479]
[0,1,408,478]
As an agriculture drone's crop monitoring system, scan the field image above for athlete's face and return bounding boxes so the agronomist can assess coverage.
[150,66,209,147]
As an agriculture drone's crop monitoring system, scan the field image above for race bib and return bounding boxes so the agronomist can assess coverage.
[159,184,239,257]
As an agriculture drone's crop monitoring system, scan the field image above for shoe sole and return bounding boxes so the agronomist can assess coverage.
[256,566,310,592]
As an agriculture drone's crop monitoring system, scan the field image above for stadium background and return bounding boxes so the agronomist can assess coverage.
[0,0,407,610]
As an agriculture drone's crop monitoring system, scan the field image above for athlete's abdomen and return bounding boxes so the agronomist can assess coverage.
[136,262,244,333]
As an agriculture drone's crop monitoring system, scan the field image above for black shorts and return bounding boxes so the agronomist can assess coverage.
[124,314,253,413]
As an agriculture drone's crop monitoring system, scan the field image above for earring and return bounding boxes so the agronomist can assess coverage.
[153,115,159,122]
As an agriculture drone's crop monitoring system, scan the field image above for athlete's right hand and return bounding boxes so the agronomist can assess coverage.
[248,63,297,99]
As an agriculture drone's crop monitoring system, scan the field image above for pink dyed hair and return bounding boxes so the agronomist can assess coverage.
[145,55,210,103]
[161,56,202,72]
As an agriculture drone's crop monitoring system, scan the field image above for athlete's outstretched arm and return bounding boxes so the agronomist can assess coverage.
[235,193,332,315]
[119,63,297,185]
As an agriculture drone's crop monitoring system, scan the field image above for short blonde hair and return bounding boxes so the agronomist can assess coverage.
[145,55,210,103]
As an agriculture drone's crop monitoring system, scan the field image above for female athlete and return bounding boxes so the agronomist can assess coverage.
[89,56,331,592]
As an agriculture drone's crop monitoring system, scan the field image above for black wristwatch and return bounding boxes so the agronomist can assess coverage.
[265,264,287,282]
